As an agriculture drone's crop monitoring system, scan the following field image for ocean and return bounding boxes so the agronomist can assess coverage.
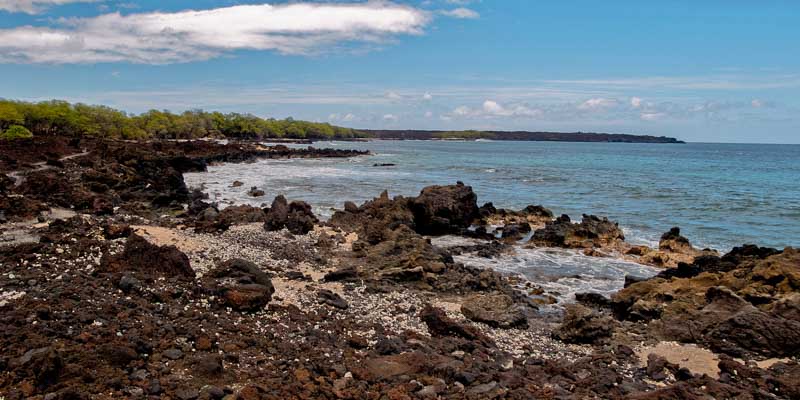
[185,140,800,303]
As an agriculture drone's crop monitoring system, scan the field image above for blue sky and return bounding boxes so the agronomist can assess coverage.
[1,0,799,143]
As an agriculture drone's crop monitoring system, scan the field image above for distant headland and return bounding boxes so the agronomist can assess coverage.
[359,129,685,144]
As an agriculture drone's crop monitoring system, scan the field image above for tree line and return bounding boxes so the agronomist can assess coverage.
[0,99,366,140]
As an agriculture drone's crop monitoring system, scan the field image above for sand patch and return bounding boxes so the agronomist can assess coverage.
[636,342,720,378]
[132,225,205,253]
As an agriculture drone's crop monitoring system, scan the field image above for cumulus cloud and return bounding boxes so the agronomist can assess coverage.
[383,113,399,122]
[0,0,101,14]
[578,97,619,111]
[440,7,479,19]
[422,92,433,100]
[385,91,403,100]
[330,112,357,122]
[630,96,642,108]
[751,99,763,108]
[640,112,665,121]
[0,2,430,64]
[447,100,541,119]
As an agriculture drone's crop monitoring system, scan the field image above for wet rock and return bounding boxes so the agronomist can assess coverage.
[530,214,624,248]
[409,182,479,235]
[554,304,615,344]
[460,293,528,329]
[99,233,195,279]
[231,180,244,187]
[659,227,693,253]
[207,259,274,311]
[247,186,265,197]
[623,275,648,288]
[317,289,348,310]
[575,292,612,309]
[500,223,531,241]
[343,201,359,213]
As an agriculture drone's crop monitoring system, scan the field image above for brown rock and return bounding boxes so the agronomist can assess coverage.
[99,233,195,279]
[460,293,528,329]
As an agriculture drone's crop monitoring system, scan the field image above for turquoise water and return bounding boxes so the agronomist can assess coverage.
[187,140,800,251]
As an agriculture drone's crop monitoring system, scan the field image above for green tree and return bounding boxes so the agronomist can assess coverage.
[1,125,33,140]
[0,101,25,130]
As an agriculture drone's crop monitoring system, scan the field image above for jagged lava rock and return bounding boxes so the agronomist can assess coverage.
[99,233,195,279]
[206,259,274,311]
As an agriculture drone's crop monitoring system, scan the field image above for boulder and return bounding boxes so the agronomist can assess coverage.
[207,259,274,311]
[554,304,615,344]
[99,233,195,279]
[460,294,528,329]
[248,186,265,197]
[264,195,318,235]
[196,205,266,233]
[420,305,493,346]
[360,225,448,281]
[409,182,479,235]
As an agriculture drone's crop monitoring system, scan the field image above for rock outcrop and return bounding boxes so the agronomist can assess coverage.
[530,214,625,249]
[612,246,800,357]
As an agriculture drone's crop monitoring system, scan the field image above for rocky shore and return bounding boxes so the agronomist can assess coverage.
[1,138,798,399]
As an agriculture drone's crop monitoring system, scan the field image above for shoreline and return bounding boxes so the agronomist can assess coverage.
[1,137,798,399]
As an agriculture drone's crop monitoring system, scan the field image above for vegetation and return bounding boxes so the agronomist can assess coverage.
[0,99,365,140]
[0,125,33,141]
[432,130,496,140]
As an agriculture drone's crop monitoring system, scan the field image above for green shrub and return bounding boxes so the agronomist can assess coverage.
[1,125,33,140]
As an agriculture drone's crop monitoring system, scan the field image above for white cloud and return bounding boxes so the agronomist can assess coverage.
[578,97,618,111]
[342,113,356,122]
[440,7,479,19]
[630,96,642,108]
[385,91,403,100]
[0,0,101,14]
[751,99,763,108]
[0,2,430,64]
[640,112,666,121]
[482,100,504,115]
[453,105,472,116]
[422,92,433,100]
[424,111,433,118]
[448,100,542,119]
[383,113,399,121]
